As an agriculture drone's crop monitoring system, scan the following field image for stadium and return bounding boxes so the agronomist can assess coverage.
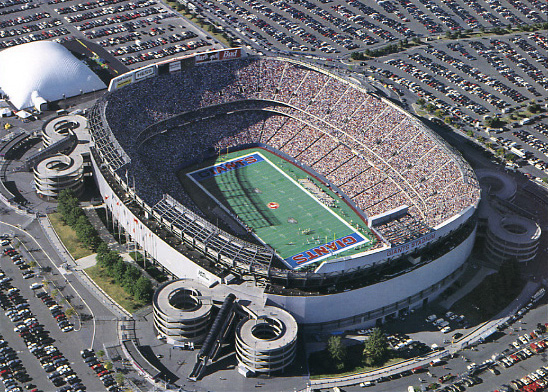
[88,48,481,331]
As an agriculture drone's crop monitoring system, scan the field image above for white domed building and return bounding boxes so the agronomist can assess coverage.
[0,41,105,111]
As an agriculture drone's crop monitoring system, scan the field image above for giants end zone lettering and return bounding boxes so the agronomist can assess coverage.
[286,233,366,269]
[188,153,264,182]
[219,48,241,60]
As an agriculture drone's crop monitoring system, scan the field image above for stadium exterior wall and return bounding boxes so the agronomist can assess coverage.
[315,206,476,273]
[92,146,476,329]
[90,152,221,287]
[266,226,476,330]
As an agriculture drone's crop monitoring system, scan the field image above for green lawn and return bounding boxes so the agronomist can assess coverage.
[85,265,145,313]
[180,148,375,269]
[49,213,93,260]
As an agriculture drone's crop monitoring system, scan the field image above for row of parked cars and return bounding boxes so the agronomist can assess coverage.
[1,235,84,392]
[80,349,120,392]
[0,281,32,392]
[0,235,86,392]
[2,242,34,280]
[36,291,74,333]
[426,311,470,334]
[506,366,548,392]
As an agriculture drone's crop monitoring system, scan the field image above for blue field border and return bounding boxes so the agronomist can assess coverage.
[285,232,367,269]
[188,153,264,182]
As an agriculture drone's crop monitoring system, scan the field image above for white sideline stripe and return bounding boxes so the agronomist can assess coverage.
[185,150,370,261]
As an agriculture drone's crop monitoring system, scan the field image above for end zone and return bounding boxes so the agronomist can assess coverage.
[286,232,367,269]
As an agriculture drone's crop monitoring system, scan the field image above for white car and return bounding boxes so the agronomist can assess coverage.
[29,282,42,290]
[434,318,446,326]
[441,326,452,333]
[426,314,437,323]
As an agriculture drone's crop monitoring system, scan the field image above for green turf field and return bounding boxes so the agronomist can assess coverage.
[181,148,376,269]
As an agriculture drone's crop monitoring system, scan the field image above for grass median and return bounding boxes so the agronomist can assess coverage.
[48,213,93,260]
[85,265,145,313]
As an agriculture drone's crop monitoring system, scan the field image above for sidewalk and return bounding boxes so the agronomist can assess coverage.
[84,206,160,288]
[38,216,129,319]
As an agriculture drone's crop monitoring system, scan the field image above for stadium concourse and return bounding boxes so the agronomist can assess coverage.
[88,49,480,331]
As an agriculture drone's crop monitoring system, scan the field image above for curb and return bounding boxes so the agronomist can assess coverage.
[39,215,132,319]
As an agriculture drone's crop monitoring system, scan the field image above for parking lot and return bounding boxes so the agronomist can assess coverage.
[369,31,548,179]
[0,0,223,71]
[188,0,547,55]
[0,234,107,392]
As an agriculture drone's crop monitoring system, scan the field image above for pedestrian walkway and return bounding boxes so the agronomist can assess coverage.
[83,206,125,253]
[439,262,496,309]
[83,206,160,288]
[76,253,97,269]
[38,216,129,319]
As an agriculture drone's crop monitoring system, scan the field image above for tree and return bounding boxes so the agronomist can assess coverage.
[115,372,125,386]
[75,215,100,251]
[327,336,347,371]
[133,276,153,302]
[112,260,127,282]
[97,349,105,359]
[51,289,58,299]
[95,242,110,266]
[104,361,113,371]
[65,307,76,318]
[57,190,83,226]
[123,265,141,295]
[528,102,540,113]
[363,328,388,366]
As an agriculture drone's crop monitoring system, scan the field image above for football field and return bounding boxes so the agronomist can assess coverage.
[182,148,375,269]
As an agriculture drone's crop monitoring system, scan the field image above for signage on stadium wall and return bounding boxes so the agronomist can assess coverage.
[169,61,181,73]
[195,51,220,63]
[194,48,242,64]
[386,231,436,257]
[134,65,156,81]
[219,48,241,60]
[108,73,134,91]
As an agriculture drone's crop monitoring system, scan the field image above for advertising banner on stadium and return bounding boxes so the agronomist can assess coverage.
[194,48,242,64]
[386,231,436,257]
[219,48,241,60]
[134,65,156,81]
[169,61,181,73]
[195,50,220,64]
[108,73,134,91]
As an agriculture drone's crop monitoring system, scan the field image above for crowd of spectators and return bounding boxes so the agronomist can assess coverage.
[96,56,480,243]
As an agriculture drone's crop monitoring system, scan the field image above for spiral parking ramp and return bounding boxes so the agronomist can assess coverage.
[33,153,84,199]
[153,279,214,344]
[235,306,298,374]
